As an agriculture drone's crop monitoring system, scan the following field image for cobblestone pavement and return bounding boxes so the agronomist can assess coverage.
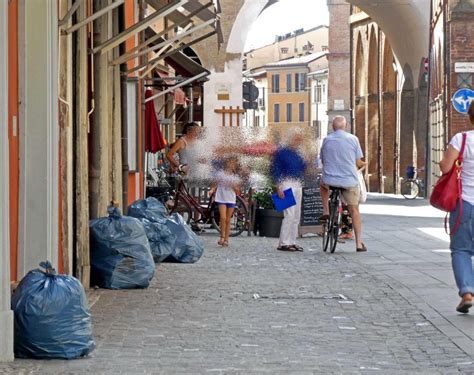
[1,195,473,374]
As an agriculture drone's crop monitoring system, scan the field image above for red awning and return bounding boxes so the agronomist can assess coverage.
[145,89,167,153]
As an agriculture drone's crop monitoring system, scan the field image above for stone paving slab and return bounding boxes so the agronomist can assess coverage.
[0,195,473,374]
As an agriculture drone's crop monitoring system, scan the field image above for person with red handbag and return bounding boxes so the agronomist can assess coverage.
[439,101,474,314]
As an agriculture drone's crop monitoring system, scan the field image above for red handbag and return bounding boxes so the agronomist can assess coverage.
[430,132,467,234]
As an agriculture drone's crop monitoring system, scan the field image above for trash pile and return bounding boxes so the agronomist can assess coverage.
[89,205,155,289]
[11,261,95,359]
[10,198,206,359]
[128,197,176,262]
[128,197,204,264]
[88,199,204,289]
[163,213,204,263]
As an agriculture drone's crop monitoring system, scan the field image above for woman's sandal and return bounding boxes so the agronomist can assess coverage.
[277,245,296,252]
[356,243,368,252]
[218,238,225,246]
[290,245,304,252]
[222,240,229,247]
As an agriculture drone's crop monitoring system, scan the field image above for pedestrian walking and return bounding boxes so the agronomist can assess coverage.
[319,116,367,252]
[271,129,306,252]
[210,156,241,248]
[439,101,474,314]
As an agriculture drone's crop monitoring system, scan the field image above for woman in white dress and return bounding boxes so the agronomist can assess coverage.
[211,157,241,247]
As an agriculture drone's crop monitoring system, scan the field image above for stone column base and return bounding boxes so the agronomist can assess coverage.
[0,310,14,361]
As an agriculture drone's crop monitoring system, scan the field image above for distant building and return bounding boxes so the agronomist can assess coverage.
[265,52,328,128]
[244,26,329,71]
[309,68,329,140]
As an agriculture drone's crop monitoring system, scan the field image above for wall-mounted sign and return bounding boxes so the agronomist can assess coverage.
[216,83,230,101]
[334,99,345,111]
[452,88,474,114]
[455,62,474,73]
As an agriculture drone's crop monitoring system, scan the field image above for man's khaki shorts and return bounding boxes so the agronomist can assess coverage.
[321,183,360,206]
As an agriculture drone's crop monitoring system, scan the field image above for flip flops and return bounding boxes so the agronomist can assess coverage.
[277,245,303,252]
[356,243,368,252]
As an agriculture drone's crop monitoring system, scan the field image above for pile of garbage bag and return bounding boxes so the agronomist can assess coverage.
[128,197,175,262]
[89,206,155,289]
[164,213,204,263]
[128,197,168,222]
[140,218,176,263]
[11,261,95,359]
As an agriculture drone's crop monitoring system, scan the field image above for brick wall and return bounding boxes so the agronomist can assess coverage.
[448,9,474,137]
[327,0,351,122]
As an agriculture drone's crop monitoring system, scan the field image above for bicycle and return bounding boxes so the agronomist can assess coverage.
[401,167,425,200]
[322,187,344,253]
[169,177,248,237]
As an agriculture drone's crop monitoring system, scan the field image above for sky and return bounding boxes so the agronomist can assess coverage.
[244,0,329,52]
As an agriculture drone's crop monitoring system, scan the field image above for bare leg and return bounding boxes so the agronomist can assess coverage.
[320,184,329,216]
[225,207,235,243]
[347,205,363,249]
[218,204,227,245]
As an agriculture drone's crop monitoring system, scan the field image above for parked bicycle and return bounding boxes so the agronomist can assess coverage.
[322,187,344,253]
[401,166,425,200]
[169,176,248,237]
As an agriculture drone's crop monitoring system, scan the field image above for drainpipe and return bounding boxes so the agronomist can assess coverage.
[0,0,13,361]
[119,3,129,212]
[425,0,434,197]
[443,0,449,142]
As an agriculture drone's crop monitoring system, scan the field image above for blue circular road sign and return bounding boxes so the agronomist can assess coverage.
[452,88,474,114]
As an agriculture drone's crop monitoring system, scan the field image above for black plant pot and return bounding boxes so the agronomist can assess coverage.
[255,209,284,238]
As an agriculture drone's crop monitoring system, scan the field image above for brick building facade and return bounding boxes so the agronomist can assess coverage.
[350,7,428,194]
[429,0,474,182]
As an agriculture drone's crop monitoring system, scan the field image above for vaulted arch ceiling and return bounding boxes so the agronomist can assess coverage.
[350,0,430,88]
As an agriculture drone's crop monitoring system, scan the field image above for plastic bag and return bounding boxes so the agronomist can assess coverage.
[164,213,204,263]
[140,218,176,263]
[128,197,168,222]
[358,169,367,203]
[11,261,95,359]
[90,206,155,289]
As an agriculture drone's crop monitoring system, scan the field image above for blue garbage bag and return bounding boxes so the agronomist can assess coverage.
[163,213,204,263]
[89,206,155,289]
[128,197,168,222]
[140,218,176,263]
[11,261,95,359]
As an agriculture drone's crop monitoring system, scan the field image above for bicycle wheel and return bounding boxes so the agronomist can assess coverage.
[401,179,420,199]
[211,197,248,237]
[322,217,330,252]
[329,205,341,254]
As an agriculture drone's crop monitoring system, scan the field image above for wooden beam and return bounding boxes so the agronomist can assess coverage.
[74,1,91,288]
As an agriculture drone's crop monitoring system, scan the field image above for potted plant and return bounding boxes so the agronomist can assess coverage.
[252,187,284,238]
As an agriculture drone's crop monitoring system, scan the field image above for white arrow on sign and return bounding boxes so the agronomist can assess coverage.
[454,96,474,111]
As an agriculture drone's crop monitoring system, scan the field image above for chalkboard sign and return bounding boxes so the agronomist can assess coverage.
[300,177,323,227]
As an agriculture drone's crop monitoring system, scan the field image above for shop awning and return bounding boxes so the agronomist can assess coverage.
[146,0,223,46]
[125,27,211,79]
